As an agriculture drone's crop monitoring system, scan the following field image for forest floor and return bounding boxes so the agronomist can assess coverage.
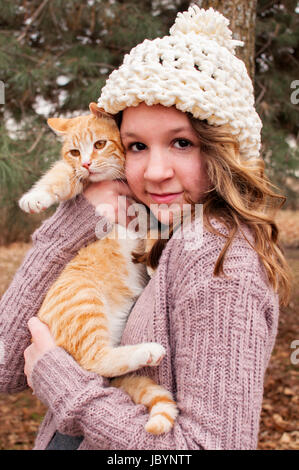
[0,210,298,450]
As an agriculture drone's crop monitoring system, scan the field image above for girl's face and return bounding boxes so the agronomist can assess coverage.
[121,103,210,225]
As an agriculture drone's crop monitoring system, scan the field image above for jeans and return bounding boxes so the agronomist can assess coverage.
[46,431,84,450]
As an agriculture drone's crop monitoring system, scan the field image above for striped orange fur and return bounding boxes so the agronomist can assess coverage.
[20,103,178,434]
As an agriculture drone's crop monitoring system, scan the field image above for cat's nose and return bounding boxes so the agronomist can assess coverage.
[82,162,91,170]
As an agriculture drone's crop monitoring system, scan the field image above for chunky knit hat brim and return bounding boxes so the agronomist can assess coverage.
[98,6,262,160]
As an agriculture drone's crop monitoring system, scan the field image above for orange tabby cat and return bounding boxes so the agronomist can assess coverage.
[19,103,178,434]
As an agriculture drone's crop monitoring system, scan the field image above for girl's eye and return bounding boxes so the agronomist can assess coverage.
[70,149,80,157]
[128,142,147,152]
[173,139,192,149]
[94,140,106,150]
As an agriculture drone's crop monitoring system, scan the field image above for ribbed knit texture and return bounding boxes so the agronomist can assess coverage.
[0,195,279,449]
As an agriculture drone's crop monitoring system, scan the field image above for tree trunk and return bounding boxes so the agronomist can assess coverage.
[192,0,257,81]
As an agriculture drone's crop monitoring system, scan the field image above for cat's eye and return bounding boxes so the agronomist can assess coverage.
[94,140,106,150]
[70,149,80,157]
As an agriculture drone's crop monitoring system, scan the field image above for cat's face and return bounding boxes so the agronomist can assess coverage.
[48,104,125,183]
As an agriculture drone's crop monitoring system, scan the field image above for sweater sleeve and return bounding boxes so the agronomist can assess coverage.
[0,194,111,394]
[30,266,273,449]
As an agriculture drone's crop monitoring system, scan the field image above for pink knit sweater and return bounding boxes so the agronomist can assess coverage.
[0,194,279,449]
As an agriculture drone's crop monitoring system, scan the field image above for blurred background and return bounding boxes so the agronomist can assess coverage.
[0,0,298,450]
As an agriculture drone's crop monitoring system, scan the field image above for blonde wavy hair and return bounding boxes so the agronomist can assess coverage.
[117,112,292,307]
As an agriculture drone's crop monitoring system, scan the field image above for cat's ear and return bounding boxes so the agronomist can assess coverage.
[89,102,114,120]
[47,118,70,136]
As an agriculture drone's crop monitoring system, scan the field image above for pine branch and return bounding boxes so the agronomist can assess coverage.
[87,62,115,69]
[255,23,280,58]
[10,128,46,158]
[48,1,61,35]
[0,47,41,64]
[256,79,267,106]
[17,0,50,43]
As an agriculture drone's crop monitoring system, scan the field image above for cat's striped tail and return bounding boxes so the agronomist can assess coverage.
[111,374,178,434]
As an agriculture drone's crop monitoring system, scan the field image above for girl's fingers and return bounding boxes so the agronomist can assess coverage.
[27,317,56,351]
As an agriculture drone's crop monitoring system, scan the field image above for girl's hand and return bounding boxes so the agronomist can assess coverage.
[24,317,56,389]
[83,180,137,227]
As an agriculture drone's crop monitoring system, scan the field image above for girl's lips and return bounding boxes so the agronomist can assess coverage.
[148,192,183,203]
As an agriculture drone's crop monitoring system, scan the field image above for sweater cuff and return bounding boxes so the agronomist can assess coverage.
[31,347,108,432]
[31,194,113,255]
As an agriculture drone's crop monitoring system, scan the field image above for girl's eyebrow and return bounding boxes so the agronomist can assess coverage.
[168,126,194,134]
[121,127,194,139]
[121,131,139,138]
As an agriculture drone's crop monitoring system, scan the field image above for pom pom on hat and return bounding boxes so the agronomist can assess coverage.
[98,5,262,160]
[169,5,244,54]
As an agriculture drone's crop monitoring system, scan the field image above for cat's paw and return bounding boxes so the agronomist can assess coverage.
[145,413,174,435]
[19,190,56,213]
[145,343,166,366]
[130,343,166,370]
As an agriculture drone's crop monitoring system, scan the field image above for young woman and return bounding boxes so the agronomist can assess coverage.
[0,6,290,450]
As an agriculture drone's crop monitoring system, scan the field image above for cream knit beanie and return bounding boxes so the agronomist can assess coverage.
[98,5,262,160]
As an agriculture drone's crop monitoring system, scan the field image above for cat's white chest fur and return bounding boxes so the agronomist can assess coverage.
[105,224,151,347]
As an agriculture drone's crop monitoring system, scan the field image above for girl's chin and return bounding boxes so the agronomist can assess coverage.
[149,204,184,227]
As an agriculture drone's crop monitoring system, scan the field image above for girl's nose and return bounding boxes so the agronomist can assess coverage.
[144,150,174,182]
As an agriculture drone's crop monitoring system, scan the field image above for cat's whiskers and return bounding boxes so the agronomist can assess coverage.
[73,169,89,185]
[89,161,125,180]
